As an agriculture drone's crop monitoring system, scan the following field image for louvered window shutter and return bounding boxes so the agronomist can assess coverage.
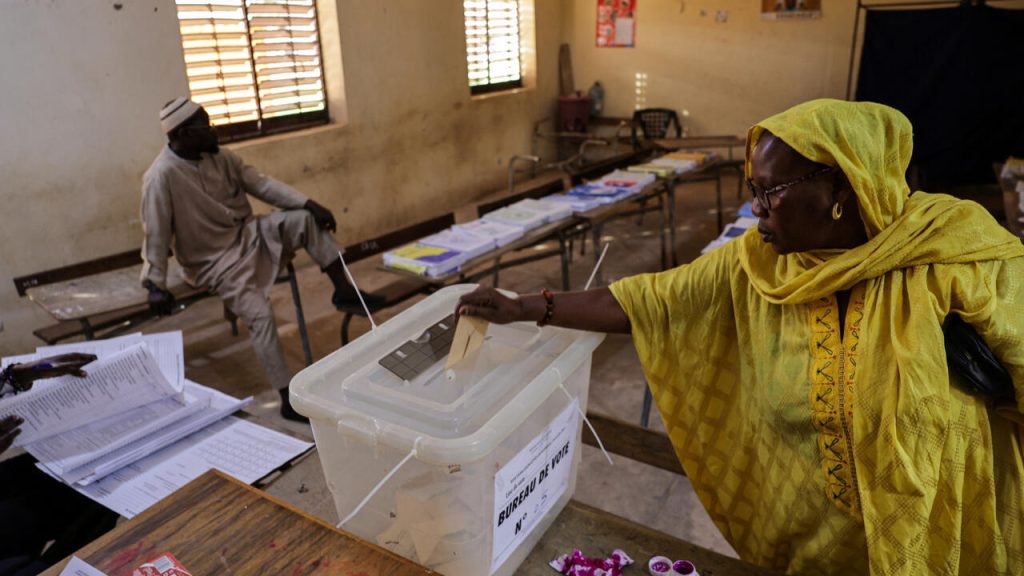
[175,0,328,141]
[464,0,523,95]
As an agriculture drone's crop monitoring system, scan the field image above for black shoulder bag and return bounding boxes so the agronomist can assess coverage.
[943,314,1017,410]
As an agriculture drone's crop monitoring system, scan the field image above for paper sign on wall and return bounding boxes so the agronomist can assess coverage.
[490,399,580,573]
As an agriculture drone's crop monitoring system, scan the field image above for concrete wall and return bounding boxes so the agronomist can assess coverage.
[0,0,563,355]
[563,0,860,136]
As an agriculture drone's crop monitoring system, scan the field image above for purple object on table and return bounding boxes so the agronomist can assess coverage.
[672,559,697,575]
[549,548,634,576]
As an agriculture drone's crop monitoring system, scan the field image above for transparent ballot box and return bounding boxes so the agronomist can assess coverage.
[290,285,605,575]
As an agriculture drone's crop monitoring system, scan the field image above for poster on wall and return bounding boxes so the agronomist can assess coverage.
[596,0,636,47]
[761,0,822,20]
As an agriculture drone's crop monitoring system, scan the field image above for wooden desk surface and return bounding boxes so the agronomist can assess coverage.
[25,261,195,322]
[42,470,434,576]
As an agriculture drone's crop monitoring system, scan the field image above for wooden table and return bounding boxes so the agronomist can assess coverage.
[41,470,434,576]
[44,470,773,576]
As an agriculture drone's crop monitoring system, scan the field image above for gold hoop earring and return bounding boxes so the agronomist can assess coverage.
[832,202,843,220]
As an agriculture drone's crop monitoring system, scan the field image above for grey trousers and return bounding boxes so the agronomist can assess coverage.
[233,211,340,390]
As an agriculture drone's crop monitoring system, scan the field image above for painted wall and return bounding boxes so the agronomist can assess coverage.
[563,0,860,136]
[0,0,563,355]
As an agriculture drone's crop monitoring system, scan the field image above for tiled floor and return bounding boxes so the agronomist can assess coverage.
[122,170,748,559]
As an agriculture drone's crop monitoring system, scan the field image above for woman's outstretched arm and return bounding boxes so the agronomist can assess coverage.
[454,285,631,334]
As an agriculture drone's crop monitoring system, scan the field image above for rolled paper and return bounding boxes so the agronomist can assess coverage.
[671,559,699,576]
[648,555,672,576]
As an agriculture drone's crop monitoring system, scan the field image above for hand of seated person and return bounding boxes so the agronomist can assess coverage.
[304,199,337,232]
[0,415,23,454]
[143,280,177,316]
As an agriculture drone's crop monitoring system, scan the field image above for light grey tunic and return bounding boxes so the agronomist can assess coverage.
[140,145,312,318]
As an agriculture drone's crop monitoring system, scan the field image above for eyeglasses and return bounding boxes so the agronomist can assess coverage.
[747,165,836,210]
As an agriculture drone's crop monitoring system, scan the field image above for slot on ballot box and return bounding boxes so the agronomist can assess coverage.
[290,285,605,576]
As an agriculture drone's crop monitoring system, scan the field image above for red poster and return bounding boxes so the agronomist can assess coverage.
[596,0,636,48]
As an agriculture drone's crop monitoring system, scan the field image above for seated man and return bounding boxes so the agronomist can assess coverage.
[141,97,380,422]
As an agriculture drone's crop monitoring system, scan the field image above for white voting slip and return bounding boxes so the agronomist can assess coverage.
[480,204,549,231]
[513,198,574,223]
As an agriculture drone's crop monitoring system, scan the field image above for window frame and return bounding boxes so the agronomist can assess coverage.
[174,0,330,144]
[465,0,525,96]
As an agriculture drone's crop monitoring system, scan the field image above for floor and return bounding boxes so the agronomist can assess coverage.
[122,170,748,559]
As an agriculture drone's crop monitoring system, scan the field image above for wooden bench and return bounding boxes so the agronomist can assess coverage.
[336,212,456,345]
[14,249,315,366]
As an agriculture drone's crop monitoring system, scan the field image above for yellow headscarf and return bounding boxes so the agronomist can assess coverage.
[739,99,1024,305]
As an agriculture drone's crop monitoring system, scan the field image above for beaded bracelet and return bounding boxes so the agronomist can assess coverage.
[537,288,555,327]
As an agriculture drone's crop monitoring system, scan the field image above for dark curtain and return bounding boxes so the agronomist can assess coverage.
[856,5,1024,188]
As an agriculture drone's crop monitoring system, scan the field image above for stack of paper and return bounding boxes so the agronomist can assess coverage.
[384,244,466,277]
[1,330,312,520]
[419,228,496,261]
[480,203,549,231]
[701,217,758,254]
[566,182,635,205]
[0,345,250,488]
[541,193,607,213]
[454,219,524,247]
[646,157,699,174]
[662,150,711,165]
[596,170,655,193]
[514,198,573,222]
[626,163,677,178]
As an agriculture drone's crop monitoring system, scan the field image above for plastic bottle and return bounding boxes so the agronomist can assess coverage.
[587,81,605,116]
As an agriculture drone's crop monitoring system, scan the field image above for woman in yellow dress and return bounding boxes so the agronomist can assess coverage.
[457,99,1024,575]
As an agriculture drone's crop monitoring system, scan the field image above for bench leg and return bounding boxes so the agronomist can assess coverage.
[716,170,724,234]
[491,256,501,288]
[341,312,354,346]
[286,263,313,367]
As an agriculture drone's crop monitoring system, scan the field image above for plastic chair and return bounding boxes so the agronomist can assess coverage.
[631,108,682,150]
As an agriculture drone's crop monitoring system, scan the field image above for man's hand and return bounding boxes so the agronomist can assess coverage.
[9,353,97,390]
[305,199,337,232]
[0,415,23,455]
[455,286,528,325]
[143,280,176,316]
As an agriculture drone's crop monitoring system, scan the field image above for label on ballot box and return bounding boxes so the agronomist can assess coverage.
[490,399,580,573]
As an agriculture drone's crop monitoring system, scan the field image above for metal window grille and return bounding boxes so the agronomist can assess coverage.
[175,0,329,142]
[464,0,523,95]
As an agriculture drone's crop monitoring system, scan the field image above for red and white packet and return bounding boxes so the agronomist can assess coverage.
[131,553,192,576]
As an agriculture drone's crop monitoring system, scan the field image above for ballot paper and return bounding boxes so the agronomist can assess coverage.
[56,416,313,519]
[36,331,185,388]
[540,193,606,213]
[0,344,180,447]
[445,316,489,370]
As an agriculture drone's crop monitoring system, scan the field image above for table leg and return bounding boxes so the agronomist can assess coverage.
[657,191,667,271]
[716,169,724,234]
[80,319,96,340]
[558,234,570,291]
[592,221,604,287]
[668,183,678,267]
